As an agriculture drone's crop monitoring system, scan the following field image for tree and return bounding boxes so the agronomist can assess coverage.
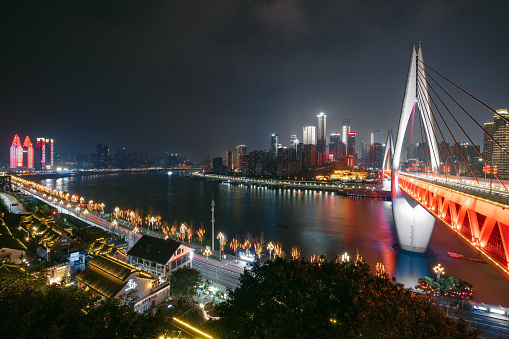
[169,266,202,300]
[0,272,167,338]
[210,258,480,339]
[417,276,474,301]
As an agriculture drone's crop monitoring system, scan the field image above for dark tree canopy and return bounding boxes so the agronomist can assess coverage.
[0,273,167,339]
[169,266,202,299]
[211,258,480,339]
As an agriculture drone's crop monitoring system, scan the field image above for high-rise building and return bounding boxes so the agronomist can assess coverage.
[290,135,299,149]
[347,132,356,157]
[360,140,367,160]
[303,144,316,168]
[9,134,23,169]
[483,121,494,164]
[484,109,509,179]
[236,145,247,169]
[329,133,341,159]
[303,126,316,145]
[371,131,384,145]
[341,119,351,144]
[369,143,384,169]
[270,134,279,160]
[34,137,54,169]
[317,112,327,155]
[22,136,34,169]
[225,151,233,170]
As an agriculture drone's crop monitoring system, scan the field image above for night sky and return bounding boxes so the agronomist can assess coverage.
[2,1,508,162]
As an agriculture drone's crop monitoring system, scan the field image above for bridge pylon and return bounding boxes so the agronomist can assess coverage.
[382,129,393,192]
[391,44,439,253]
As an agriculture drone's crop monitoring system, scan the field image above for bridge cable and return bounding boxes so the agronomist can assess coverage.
[416,80,450,179]
[417,75,478,182]
[416,77,462,180]
[419,64,509,163]
[416,103,431,174]
[417,75,471,180]
[420,66,506,187]
[418,81,466,180]
[416,68,443,176]
[419,67,502,186]
[416,92,441,176]
[420,61,509,126]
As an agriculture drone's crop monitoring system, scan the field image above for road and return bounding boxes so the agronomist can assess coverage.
[0,193,30,214]
[451,309,509,338]
[192,256,243,290]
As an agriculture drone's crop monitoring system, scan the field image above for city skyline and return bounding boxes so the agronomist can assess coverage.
[1,1,508,162]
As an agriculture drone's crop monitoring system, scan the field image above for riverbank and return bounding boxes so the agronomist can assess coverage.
[190,172,391,200]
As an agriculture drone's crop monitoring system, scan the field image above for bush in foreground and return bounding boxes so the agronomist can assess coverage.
[0,274,166,338]
[210,258,480,338]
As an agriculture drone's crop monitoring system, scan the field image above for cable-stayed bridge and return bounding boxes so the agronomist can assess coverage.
[385,44,509,280]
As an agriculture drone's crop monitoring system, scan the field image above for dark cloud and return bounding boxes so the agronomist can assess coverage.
[1,0,508,161]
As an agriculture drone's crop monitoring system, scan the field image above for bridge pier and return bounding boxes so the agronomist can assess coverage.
[392,174,435,253]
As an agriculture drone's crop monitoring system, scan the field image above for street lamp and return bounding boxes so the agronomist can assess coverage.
[203,247,212,282]
[217,232,224,259]
[132,226,139,246]
[180,224,187,242]
[433,263,444,281]
[267,242,274,260]
[149,216,156,233]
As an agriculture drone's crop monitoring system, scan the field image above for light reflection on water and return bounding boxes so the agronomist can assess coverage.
[39,172,509,305]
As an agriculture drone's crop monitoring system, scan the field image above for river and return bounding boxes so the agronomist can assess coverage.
[37,171,509,306]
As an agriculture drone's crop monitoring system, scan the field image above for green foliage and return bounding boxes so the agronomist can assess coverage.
[169,266,202,300]
[0,272,167,338]
[210,258,480,339]
[417,276,474,300]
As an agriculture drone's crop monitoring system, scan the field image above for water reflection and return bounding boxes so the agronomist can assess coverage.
[394,252,431,289]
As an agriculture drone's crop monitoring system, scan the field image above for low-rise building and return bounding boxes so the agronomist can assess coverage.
[0,217,27,264]
[77,254,170,313]
[127,236,193,279]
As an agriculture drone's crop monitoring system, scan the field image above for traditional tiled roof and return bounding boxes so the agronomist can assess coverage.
[0,235,27,251]
[0,264,25,275]
[76,254,151,298]
[127,236,182,264]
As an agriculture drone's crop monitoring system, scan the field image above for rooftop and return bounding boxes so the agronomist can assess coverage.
[127,235,182,264]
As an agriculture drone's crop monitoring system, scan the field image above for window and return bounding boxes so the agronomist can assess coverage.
[171,261,176,269]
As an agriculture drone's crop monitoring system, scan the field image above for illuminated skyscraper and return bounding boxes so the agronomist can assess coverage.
[34,138,54,169]
[347,132,356,157]
[9,134,22,168]
[484,109,509,179]
[329,133,341,159]
[236,145,247,169]
[303,126,316,145]
[270,134,279,159]
[371,131,384,145]
[225,151,233,170]
[290,135,299,149]
[317,112,327,155]
[22,136,34,168]
[341,119,351,144]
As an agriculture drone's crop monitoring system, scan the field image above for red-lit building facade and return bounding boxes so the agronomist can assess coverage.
[9,134,53,170]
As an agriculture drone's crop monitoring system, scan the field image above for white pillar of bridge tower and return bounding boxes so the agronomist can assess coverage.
[391,44,439,253]
[382,129,394,192]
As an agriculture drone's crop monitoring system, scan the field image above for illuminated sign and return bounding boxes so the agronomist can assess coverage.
[348,132,356,136]
[50,139,54,167]
[125,279,137,292]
